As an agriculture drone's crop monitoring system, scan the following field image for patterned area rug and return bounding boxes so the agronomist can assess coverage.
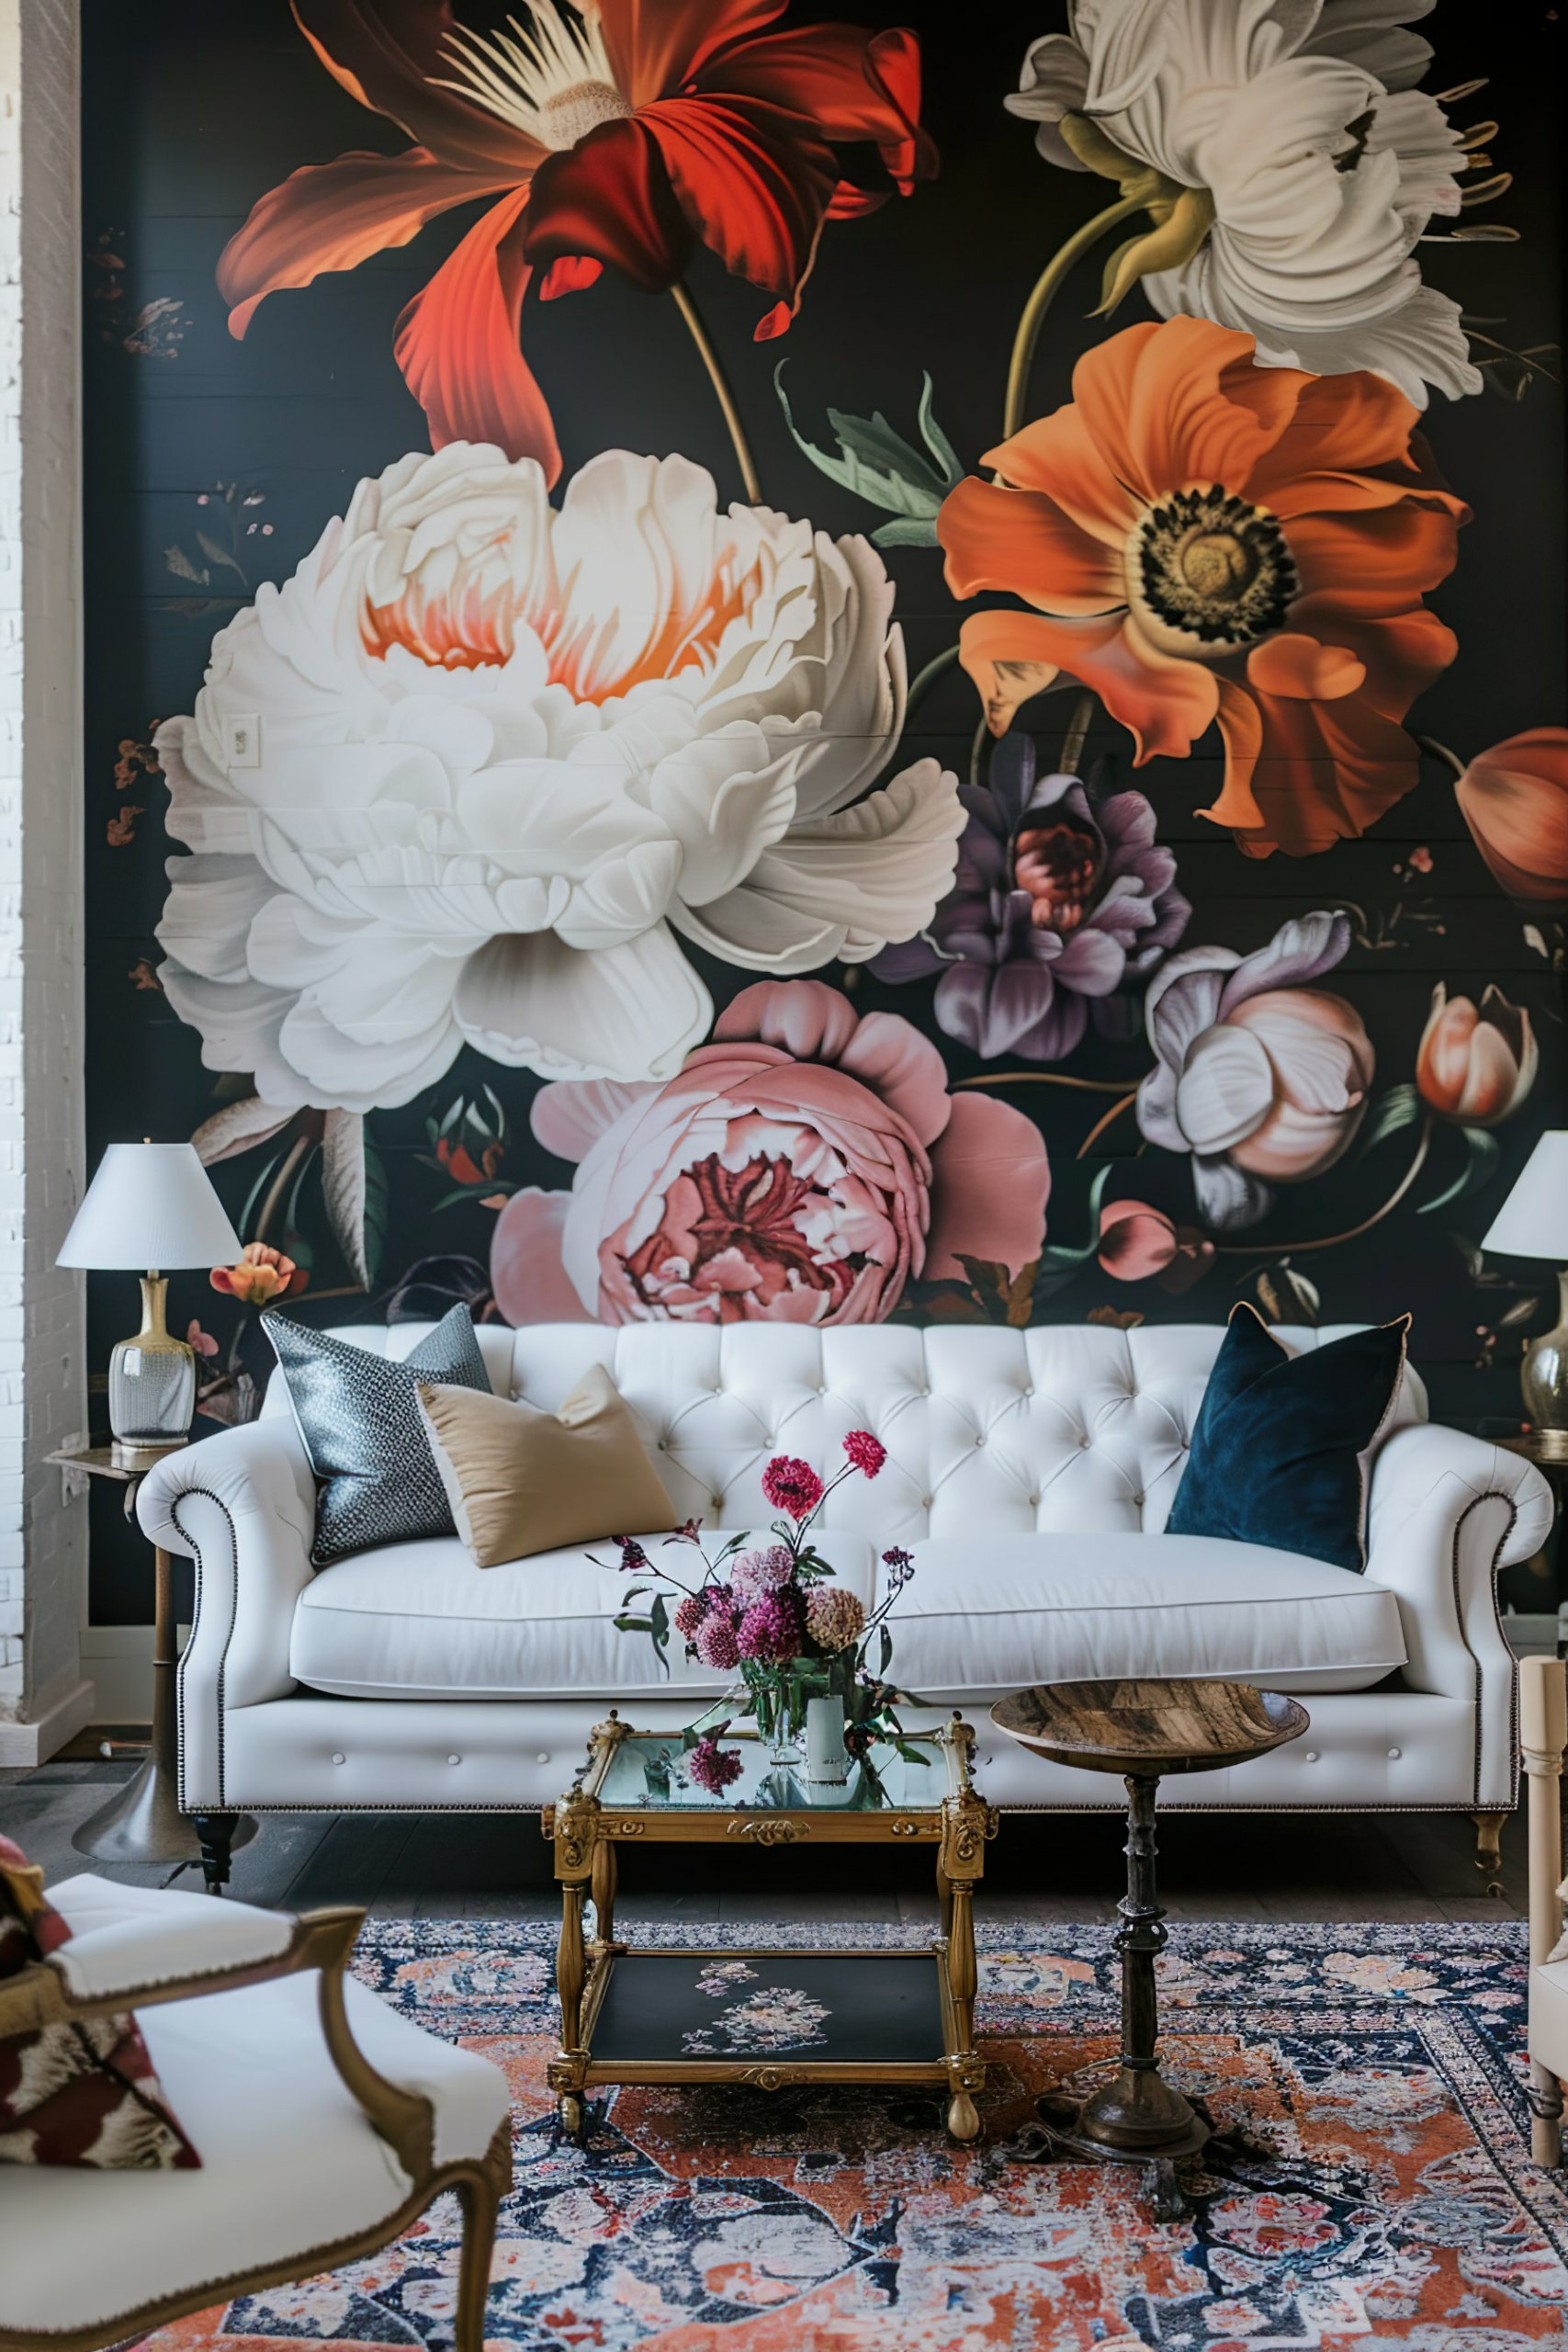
[142,1920,1568,2351]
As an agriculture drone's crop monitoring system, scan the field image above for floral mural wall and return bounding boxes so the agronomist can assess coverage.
[84,0,1563,1616]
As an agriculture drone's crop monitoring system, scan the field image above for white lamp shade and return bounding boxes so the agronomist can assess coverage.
[57,1143,244,1271]
[1482,1131,1568,1261]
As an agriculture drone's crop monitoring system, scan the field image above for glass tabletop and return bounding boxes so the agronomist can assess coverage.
[588,1728,964,1814]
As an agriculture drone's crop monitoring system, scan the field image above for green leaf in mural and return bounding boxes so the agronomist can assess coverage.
[164,544,209,585]
[1417,1124,1501,1216]
[1355,1082,1420,1159]
[773,363,962,548]
[196,530,247,580]
[321,1109,388,1289]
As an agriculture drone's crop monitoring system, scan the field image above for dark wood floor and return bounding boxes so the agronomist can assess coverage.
[1,1742,1526,1925]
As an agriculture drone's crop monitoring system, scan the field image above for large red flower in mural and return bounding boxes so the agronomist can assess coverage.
[219,0,932,482]
[938,318,1469,858]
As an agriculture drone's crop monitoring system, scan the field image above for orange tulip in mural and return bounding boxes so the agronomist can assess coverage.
[219,0,932,485]
[938,316,1469,858]
[1455,728,1568,903]
[1416,984,1538,1128]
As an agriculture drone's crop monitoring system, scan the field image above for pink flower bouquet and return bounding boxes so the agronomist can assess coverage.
[596,1430,919,1788]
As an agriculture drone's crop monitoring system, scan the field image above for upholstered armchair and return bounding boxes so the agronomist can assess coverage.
[0,1874,511,2350]
[1522,1655,1568,2165]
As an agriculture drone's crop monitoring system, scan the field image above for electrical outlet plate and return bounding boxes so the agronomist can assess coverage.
[223,712,261,768]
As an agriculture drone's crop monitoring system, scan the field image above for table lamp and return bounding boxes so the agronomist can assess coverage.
[1483,1130,1568,1461]
[58,1140,243,1467]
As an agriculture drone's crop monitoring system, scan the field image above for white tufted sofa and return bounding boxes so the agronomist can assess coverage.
[139,1320,1553,1868]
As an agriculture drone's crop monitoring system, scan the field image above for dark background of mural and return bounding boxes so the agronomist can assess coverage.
[82,0,1565,1619]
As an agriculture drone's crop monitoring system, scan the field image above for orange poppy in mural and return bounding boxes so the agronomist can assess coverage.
[938,317,1469,858]
[218,0,932,484]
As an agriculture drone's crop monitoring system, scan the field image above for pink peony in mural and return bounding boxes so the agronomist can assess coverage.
[1136,912,1375,1232]
[217,0,933,481]
[154,445,963,1112]
[491,978,1051,1324]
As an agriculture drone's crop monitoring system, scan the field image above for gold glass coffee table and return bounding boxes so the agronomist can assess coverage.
[541,1710,997,2142]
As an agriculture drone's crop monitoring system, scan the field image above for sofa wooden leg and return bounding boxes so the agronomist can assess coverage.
[1530,2058,1565,2166]
[453,2161,502,2352]
[1471,1809,1507,1887]
[191,1811,238,1896]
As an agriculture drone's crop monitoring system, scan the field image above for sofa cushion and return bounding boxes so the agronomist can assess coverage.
[290,1534,879,1702]
[888,1533,1407,1701]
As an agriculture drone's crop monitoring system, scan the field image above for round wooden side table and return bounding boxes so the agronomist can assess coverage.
[992,1676,1309,2219]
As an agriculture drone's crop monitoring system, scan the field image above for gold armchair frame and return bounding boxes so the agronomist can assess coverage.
[1521,1654,1567,2167]
[0,1897,511,2352]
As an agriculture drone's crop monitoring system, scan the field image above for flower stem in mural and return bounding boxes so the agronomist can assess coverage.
[250,1134,311,1247]
[1212,1118,1436,1257]
[1002,192,1146,439]
[1416,735,1467,782]
[906,643,962,717]
[671,283,761,505]
[1059,690,1095,777]
[953,1072,1142,1094]
[1077,1091,1139,1159]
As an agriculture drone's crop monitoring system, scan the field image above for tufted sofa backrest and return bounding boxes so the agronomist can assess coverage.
[262,1321,1427,1545]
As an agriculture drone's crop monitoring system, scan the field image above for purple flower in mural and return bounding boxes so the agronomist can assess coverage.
[871,734,1190,1060]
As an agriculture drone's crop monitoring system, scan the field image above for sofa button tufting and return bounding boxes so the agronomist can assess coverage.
[975,1433,986,1447]
[1387,1747,1402,1759]
[331,1752,345,1765]
[1303,1750,1319,1762]
[536,1751,551,1764]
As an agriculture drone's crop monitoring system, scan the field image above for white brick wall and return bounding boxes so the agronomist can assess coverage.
[0,0,90,1752]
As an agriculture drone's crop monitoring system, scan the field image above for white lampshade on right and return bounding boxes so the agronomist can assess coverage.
[1483,1132,1568,1454]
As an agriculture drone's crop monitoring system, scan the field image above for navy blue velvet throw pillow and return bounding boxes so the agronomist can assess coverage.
[1167,1306,1410,1572]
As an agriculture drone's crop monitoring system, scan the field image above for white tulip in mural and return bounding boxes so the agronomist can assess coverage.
[1008,0,1486,405]
[1136,910,1375,1232]
[155,444,964,1112]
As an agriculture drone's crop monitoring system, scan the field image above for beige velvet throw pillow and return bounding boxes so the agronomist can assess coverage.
[415,1364,674,1568]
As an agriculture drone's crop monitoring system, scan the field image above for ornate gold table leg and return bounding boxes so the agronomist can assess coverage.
[592,1835,619,1953]
[548,1787,597,2135]
[940,1778,995,2142]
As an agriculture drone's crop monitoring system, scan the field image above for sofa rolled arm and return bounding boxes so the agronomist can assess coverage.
[1367,1420,1554,1807]
[138,1419,318,1805]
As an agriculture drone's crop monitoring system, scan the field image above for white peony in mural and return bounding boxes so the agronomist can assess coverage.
[155,444,964,1112]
